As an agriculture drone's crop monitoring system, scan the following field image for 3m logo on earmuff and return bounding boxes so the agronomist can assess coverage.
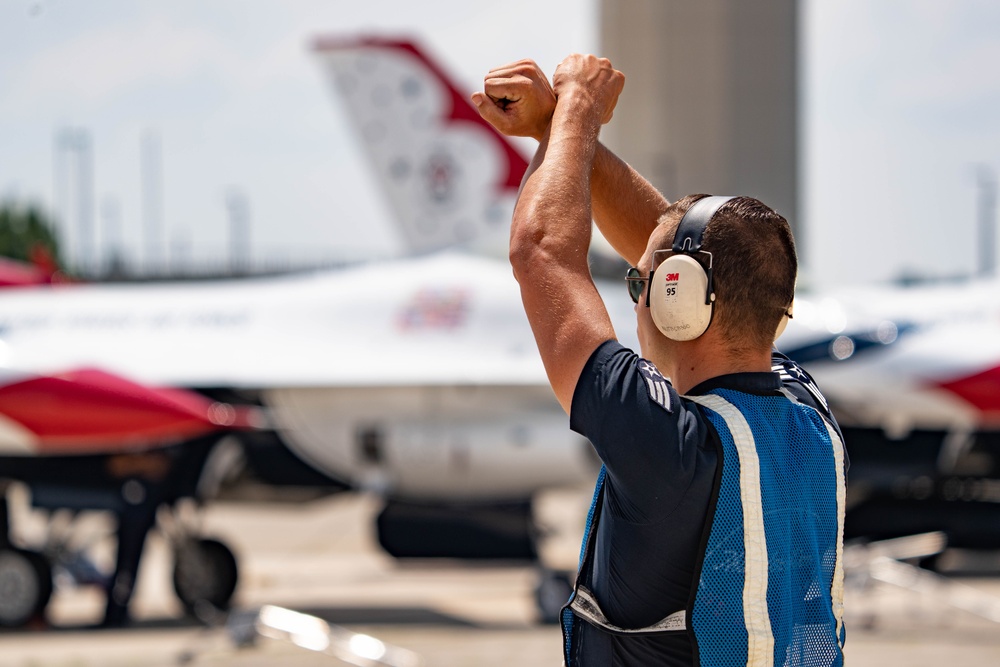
[662,273,679,297]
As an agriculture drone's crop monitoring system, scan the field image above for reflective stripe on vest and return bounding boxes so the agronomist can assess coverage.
[687,394,775,665]
[570,585,687,634]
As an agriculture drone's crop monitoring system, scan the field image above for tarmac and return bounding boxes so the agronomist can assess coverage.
[2,488,1000,666]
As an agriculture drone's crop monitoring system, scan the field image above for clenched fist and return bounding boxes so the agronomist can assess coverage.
[471,59,556,141]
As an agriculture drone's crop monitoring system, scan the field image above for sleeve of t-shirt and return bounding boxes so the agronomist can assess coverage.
[569,339,708,521]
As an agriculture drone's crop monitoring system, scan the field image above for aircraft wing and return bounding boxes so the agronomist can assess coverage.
[0,252,639,390]
[777,277,1000,431]
[0,256,56,287]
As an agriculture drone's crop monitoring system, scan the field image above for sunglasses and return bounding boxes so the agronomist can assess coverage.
[625,266,651,305]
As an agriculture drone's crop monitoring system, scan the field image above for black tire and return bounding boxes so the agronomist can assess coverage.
[0,548,52,627]
[535,569,573,625]
[172,538,238,617]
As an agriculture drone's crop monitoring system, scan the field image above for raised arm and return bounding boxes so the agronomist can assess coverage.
[590,143,670,267]
[473,60,670,268]
[474,55,624,413]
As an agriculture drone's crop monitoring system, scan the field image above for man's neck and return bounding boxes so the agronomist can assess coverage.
[654,336,773,395]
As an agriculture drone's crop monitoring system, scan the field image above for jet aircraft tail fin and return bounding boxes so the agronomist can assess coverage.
[313,36,529,255]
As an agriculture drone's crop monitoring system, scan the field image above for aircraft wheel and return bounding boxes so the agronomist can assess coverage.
[172,538,238,617]
[0,548,53,627]
[535,569,573,625]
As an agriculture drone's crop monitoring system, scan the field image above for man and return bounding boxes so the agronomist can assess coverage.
[472,56,847,666]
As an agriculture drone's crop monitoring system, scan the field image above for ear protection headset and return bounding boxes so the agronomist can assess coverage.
[648,195,793,343]
[649,196,733,341]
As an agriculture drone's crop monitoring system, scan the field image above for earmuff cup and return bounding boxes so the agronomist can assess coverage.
[647,195,733,342]
[648,195,793,345]
[650,254,713,341]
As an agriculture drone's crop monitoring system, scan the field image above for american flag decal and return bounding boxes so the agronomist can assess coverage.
[397,288,470,330]
[638,359,672,412]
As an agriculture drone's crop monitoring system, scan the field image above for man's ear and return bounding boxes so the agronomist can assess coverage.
[774,302,793,341]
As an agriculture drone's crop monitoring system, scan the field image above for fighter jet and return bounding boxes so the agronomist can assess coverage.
[6,34,992,631]
[0,37,632,627]
[0,366,257,627]
[778,275,1000,555]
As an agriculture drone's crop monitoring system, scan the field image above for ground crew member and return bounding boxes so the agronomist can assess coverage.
[472,55,847,666]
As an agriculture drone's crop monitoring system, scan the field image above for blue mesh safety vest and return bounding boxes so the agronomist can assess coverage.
[562,387,846,667]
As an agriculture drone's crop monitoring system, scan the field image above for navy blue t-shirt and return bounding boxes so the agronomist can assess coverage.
[568,340,839,666]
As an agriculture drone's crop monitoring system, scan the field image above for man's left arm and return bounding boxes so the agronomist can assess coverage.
[506,55,624,414]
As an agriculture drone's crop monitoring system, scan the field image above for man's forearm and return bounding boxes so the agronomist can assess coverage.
[591,142,671,267]
[510,93,600,272]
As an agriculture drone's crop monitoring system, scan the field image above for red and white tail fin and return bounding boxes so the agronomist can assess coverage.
[313,36,529,255]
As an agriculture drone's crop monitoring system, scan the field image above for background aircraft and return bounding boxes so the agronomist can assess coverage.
[0,254,62,288]
[777,276,1000,555]
[0,367,257,627]
[0,36,637,627]
[2,33,997,631]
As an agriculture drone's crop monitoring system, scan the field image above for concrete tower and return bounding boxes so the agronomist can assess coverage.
[600,0,799,233]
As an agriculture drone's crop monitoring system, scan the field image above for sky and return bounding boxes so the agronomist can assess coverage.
[0,0,998,288]
[803,0,1000,288]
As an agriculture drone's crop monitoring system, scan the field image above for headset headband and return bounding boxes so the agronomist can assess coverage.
[671,195,737,254]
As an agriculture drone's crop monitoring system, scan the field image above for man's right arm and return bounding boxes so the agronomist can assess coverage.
[591,143,671,267]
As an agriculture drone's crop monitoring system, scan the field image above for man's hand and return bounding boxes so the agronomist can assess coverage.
[552,54,624,125]
[471,60,555,141]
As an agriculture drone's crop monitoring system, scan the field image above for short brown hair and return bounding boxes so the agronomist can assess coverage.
[658,194,796,352]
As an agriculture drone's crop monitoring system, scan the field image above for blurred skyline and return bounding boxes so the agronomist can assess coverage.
[0,0,998,288]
